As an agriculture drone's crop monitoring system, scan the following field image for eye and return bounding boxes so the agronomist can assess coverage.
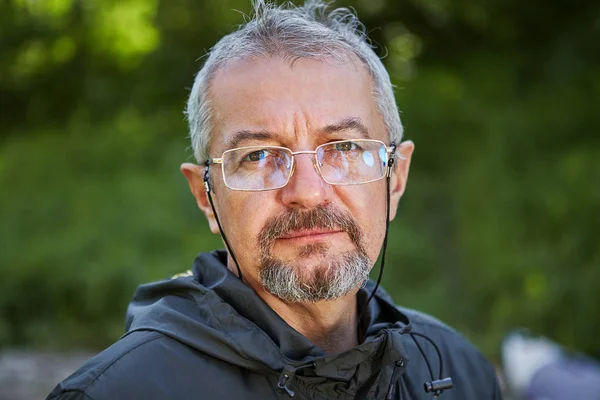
[333,141,359,152]
[242,149,268,162]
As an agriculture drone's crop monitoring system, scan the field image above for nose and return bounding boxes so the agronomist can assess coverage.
[280,153,332,210]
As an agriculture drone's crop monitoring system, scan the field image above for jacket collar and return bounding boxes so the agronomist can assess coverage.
[194,251,412,396]
[126,250,412,397]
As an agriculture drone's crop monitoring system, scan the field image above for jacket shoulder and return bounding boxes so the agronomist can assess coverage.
[398,306,502,399]
[46,329,254,400]
[399,306,461,335]
[399,306,479,351]
[46,330,167,400]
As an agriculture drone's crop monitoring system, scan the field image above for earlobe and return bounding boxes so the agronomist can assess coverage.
[180,163,221,234]
[389,140,414,221]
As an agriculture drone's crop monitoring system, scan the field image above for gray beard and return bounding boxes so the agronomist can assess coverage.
[256,204,371,303]
[259,250,371,303]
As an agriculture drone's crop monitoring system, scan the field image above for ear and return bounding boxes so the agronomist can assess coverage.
[388,140,415,221]
[180,163,220,234]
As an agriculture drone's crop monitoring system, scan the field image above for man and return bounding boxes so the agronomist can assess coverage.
[48,1,501,399]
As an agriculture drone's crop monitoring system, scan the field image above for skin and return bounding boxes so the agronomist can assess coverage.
[181,56,414,354]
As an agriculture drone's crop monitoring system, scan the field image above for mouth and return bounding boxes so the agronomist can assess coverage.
[277,229,344,241]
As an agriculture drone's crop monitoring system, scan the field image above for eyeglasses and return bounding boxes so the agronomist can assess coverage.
[206,139,400,191]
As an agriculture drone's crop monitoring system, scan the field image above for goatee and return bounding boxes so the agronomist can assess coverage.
[257,205,371,303]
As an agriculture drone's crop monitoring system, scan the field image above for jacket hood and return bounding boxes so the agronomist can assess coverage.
[124,251,413,397]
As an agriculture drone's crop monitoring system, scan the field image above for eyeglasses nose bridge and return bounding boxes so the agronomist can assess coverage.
[287,149,323,180]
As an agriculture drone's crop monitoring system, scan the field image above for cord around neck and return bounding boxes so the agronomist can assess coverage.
[357,148,395,329]
[204,163,244,281]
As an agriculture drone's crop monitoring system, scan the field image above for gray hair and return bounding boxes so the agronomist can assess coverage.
[186,0,403,163]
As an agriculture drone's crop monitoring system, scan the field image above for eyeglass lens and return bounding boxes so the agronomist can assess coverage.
[222,140,387,190]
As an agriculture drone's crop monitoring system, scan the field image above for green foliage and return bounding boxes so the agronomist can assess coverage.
[0,109,222,347]
[1,0,598,360]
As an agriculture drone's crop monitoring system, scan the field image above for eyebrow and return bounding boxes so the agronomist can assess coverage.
[226,130,277,150]
[319,117,371,139]
[225,117,371,150]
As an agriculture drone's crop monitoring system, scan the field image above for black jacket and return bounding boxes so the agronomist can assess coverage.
[47,251,502,399]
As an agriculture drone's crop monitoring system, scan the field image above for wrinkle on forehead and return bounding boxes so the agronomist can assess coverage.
[294,109,313,145]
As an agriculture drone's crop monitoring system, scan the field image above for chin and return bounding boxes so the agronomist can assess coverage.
[258,250,371,303]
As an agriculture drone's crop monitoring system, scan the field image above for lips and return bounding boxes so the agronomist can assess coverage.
[278,229,343,240]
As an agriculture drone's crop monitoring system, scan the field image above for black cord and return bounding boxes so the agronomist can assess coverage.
[204,164,244,281]
[357,148,395,329]
[410,333,435,381]
[411,332,444,380]
[366,173,391,305]
[411,331,453,398]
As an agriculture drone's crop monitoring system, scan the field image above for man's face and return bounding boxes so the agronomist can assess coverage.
[182,56,413,302]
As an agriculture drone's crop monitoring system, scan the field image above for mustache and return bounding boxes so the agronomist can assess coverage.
[258,205,364,252]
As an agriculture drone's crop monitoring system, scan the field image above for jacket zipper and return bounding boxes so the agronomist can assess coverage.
[386,359,404,400]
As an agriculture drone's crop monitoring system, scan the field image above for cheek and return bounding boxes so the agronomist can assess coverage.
[215,191,274,247]
[335,184,388,254]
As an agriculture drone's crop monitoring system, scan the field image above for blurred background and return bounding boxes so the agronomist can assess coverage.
[1,0,599,397]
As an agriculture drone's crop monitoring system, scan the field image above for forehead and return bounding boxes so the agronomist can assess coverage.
[208,56,387,152]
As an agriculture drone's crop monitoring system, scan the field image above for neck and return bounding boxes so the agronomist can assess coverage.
[226,257,361,354]
[262,289,360,354]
